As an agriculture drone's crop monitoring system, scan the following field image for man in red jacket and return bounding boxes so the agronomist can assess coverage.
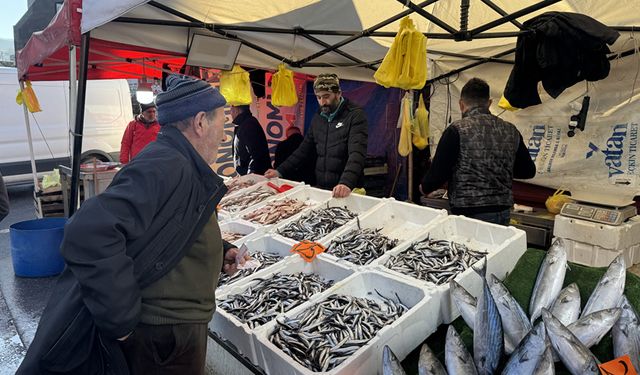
[120,102,161,164]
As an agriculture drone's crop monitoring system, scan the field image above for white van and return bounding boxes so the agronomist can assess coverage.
[0,67,133,183]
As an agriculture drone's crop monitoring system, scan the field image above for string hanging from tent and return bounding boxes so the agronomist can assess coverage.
[374,16,427,90]
[219,64,252,105]
[271,63,298,107]
[16,80,42,113]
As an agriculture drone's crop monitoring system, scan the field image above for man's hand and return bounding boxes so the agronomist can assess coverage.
[222,247,250,276]
[264,169,281,179]
[332,184,351,198]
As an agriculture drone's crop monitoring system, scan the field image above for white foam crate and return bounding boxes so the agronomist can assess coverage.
[371,215,527,325]
[253,270,437,375]
[219,179,303,218]
[236,186,332,228]
[219,219,262,247]
[210,256,356,366]
[319,200,447,265]
[554,215,640,267]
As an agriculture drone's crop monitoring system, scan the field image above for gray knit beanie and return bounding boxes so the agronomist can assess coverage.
[155,74,226,126]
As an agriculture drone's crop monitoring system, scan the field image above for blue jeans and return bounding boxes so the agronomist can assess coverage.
[467,208,511,226]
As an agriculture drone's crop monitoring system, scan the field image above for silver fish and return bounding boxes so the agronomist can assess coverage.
[542,309,600,375]
[567,307,621,349]
[445,325,478,375]
[328,227,399,265]
[217,251,283,288]
[612,295,640,372]
[383,345,407,375]
[220,185,277,213]
[549,283,581,326]
[450,280,477,331]
[529,239,567,323]
[501,322,547,375]
[581,255,625,317]
[474,260,503,375]
[489,274,532,354]
[277,206,357,241]
[418,343,447,375]
[532,345,555,375]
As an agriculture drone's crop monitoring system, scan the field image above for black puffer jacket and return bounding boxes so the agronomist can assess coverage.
[277,98,368,189]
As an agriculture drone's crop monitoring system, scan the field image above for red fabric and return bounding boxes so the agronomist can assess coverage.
[120,117,161,164]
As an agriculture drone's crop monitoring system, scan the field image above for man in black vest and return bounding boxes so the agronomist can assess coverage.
[420,78,536,225]
[265,73,368,198]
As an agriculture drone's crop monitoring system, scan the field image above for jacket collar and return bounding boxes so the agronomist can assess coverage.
[319,97,346,122]
[157,126,226,193]
[462,106,491,118]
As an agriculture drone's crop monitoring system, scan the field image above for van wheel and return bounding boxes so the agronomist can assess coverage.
[80,153,110,164]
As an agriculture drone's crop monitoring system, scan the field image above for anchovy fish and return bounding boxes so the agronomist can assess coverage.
[327,227,399,265]
[549,283,581,326]
[532,345,555,375]
[542,309,600,375]
[385,237,487,285]
[489,274,532,354]
[220,185,277,213]
[217,251,283,288]
[612,295,640,372]
[581,254,625,317]
[242,198,308,225]
[445,325,478,375]
[269,293,407,372]
[450,280,477,331]
[277,206,357,241]
[218,272,333,329]
[529,238,567,323]
[418,343,447,375]
[382,345,407,375]
[501,322,547,375]
[473,260,503,375]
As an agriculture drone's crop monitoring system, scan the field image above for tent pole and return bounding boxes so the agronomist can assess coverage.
[69,45,77,151]
[398,0,457,34]
[69,32,90,217]
[469,0,561,36]
[19,80,42,217]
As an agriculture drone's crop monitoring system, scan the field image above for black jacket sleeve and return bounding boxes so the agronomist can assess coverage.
[277,126,316,178]
[0,172,8,222]
[245,119,272,175]
[339,110,368,188]
[421,126,459,194]
[513,134,537,179]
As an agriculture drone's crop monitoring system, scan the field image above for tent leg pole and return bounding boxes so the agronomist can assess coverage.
[19,80,42,217]
[69,45,77,143]
[69,32,90,217]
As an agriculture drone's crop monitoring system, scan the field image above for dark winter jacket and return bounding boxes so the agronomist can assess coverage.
[17,125,227,375]
[233,111,271,175]
[274,133,316,185]
[504,12,619,109]
[277,98,368,189]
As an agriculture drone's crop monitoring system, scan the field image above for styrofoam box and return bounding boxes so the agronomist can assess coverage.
[319,200,448,261]
[554,215,640,267]
[210,256,356,366]
[219,179,303,217]
[253,270,437,375]
[219,219,261,247]
[236,186,333,227]
[371,215,527,325]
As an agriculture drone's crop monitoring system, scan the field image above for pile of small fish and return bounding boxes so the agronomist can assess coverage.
[218,272,334,329]
[271,292,408,372]
[217,251,283,288]
[221,231,245,243]
[277,206,357,241]
[384,237,487,285]
[225,178,258,195]
[242,198,308,225]
[219,186,276,213]
[383,238,640,375]
[327,228,399,265]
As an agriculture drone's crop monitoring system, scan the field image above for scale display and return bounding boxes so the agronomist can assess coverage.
[560,202,637,226]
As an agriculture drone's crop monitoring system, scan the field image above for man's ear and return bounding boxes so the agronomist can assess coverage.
[193,111,207,137]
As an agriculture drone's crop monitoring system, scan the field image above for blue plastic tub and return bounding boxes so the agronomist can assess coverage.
[10,218,67,277]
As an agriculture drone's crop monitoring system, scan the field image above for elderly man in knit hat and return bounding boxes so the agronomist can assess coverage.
[119,102,161,164]
[265,73,368,197]
[18,75,244,375]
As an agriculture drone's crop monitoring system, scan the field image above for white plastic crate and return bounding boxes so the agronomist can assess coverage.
[219,219,261,247]
[210,256,356,366]
[372,215,527,324]
[219,179,302,217]
[554,215,640,267]
[253,270,437,375]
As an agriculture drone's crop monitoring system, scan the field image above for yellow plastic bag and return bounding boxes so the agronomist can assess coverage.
[16,80,42,113]
[545,189,574,214]
[374,17,427,90]
[219,65,252,105]
[412,94,429,149]
[498,95,519,111]
[271,64,298,107]
[398,93,413,156]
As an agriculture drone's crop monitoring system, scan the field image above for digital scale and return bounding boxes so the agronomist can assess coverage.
[560,202,637,226]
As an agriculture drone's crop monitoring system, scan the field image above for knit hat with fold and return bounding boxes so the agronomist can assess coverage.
[155,74,226,126]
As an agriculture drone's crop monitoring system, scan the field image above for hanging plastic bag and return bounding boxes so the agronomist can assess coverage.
[42,169,61,190]
[412,94,429,149]
[16,80,42,113]
[398,93,413,156]
[219,65,252,105]
[374,17,427,90]
[271,64,298,107]
[545,189,574,214]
